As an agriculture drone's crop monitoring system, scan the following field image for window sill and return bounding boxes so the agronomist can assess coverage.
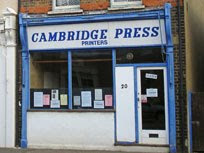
[108,5,145,11]
[48,9,83,15]
[28,109,115,113]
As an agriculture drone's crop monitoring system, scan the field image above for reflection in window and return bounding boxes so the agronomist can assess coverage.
[56,0,80,6]
[116,48,165,64]
[30,52,68,109]
[111,0,142,8]
[72,50,113,109]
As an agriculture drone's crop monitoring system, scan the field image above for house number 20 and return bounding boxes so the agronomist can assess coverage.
[121,84,128,89]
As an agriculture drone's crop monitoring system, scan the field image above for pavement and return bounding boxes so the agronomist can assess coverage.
[0,148,145,153]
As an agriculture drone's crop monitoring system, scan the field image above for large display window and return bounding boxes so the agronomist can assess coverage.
[30,50,113,110]
[72,50,113,109]
[30,52,68,109]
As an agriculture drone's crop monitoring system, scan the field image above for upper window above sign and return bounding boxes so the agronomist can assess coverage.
[52,0,80,11]
[110,0,144,9]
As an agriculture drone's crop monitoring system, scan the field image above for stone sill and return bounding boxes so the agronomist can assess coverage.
[108,5,145,11]
[48,9,83,15]
[28,109,115,113]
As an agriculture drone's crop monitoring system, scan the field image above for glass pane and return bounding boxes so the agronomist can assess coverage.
[116,48,165,64]
[140,69,165,130]
[56,0,79,6]
[72,50,113,109]
[30,52,68,109]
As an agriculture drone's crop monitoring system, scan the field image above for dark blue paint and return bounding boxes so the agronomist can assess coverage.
[28,44,165,52]
[134,66,139,143]
[20,10,165,26]
[68,51,72,109]
[188,92,192,153]
[112,49,117,142]
[165,3,176,153]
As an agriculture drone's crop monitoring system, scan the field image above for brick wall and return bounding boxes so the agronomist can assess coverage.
[19,0,183,13]
[171,6,187,152]
[20,0,52,14]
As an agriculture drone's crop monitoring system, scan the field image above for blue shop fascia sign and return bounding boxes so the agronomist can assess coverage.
[20,7,170,51]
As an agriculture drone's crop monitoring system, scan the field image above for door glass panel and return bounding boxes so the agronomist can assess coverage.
[140,69,165,130]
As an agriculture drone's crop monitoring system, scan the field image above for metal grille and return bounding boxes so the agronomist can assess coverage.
[56,0,80,6]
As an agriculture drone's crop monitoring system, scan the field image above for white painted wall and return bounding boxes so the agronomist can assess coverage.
[27,112,115,150]
[0,22,6,147]
[115,67,136,142]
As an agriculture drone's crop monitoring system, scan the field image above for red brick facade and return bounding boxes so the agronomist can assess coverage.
[20,0,183,13]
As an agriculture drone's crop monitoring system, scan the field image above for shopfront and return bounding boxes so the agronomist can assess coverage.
[19,3,176,153]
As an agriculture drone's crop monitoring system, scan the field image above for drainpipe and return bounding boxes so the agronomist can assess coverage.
[177,0,185,152]
[3,7,17,147]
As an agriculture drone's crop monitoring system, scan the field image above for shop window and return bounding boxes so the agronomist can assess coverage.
[111,0,142,8]
[30,52,68,109]
[116,48,166,64]
[72,50,113,109]
[53,0,80,10]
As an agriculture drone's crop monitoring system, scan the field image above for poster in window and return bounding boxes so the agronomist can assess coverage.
[105,95,113,107]
[141,95,147,103]
[60,94,68,106]
[146,88,158,97]
[145,73,158,79]
[51,89,59,100]
[95,89,102,100]
[51,100,60,108]
[73,96,81,106]
[43,94,50,106]
[34,92,43,107]
[94,100,104,109]
[81,91,92,107]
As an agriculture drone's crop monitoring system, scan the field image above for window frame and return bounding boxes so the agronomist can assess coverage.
[52,0,80,11]
[29,50,114,110]
[110,0,142,8]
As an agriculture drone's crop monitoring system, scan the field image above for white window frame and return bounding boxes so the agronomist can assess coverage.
[52,0,80,11]
[111,0,142,8]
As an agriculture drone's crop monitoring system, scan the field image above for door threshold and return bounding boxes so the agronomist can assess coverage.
[114,142,169,147]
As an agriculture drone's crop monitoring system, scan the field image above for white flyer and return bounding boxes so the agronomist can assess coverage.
[94,100,104,109]
[146,88,158,97]
[95,89,103,100]
[73,96,81,106]
[51,100,60,108]
[145,73,158,79]
[34,92,43,107]
[51,89,59,100]
[81,91,92,107]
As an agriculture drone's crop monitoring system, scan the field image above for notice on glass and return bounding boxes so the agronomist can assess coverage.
[141,95,147,103]
[94,100,104,109]
[73,96,81,106]
[60,94,68,106]
[51,89,59,100]
[81,91,92,107]
[34,92,43,107]
[145,73,158,80]
[95,89,103,100]
[105,95,113,107]
[146,88,158,97]
[51,100,60,108]
[43,94,50,106]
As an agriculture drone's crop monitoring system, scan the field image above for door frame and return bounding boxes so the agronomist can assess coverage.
[136,66,169,144]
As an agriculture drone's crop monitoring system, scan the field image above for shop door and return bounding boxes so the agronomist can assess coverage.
[137,67,168,144]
